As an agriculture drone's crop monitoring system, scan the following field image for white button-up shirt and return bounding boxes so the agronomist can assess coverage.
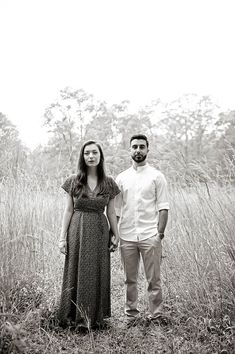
[115,163,169,242]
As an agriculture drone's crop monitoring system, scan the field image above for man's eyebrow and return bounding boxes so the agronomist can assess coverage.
[131,144,146,148]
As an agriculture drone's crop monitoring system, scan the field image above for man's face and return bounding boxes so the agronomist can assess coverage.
[130,139,149,163]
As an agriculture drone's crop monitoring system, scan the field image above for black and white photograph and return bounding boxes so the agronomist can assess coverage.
[0,0,234,353]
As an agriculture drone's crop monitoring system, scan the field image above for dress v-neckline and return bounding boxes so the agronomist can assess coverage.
[87,183,98,193]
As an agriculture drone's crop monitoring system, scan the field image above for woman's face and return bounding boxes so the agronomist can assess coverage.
[83,143,101,167]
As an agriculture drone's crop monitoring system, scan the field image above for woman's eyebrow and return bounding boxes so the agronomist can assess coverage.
[84,149,98,152]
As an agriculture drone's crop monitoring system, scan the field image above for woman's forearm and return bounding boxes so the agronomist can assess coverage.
[60,210,73,241]
[107,210,119,238]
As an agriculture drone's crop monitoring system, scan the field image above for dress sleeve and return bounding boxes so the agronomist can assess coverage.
[61,175,75,196]
[108,177,121,200]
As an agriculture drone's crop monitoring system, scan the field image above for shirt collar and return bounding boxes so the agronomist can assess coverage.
[132,163,149,172]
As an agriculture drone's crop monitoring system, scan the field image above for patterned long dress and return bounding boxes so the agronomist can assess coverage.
[58,175,120,329]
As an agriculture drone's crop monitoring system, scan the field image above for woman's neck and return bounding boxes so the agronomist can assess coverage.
[87,166,98,178]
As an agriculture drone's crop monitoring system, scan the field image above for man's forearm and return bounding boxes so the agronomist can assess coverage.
[158,209,168,234]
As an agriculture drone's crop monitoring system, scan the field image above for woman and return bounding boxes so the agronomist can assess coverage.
[58,140,120,330]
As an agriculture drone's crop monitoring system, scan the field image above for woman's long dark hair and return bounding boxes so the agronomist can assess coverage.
[71,140,107,197]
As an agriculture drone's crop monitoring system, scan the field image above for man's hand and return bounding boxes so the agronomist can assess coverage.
[109,235,119,252]
[158,232,165,240]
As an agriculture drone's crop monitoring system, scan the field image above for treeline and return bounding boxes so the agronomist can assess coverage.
[1,88,234,187]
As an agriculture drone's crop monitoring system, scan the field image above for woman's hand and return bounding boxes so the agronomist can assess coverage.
[59,240,67,255]
[109,234,119,252]
[107,198,120,252]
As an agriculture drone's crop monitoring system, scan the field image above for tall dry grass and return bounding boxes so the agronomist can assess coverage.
[0,176,234,353]
[164,183,235,319]
[0,178,62,283]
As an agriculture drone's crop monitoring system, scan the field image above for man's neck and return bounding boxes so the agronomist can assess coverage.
[132,161,147,170]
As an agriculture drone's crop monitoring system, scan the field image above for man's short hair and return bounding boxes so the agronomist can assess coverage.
[130,134,149,148]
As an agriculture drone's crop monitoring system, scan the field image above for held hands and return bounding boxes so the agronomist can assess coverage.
[109,234,119,252]
[59,240,67,255]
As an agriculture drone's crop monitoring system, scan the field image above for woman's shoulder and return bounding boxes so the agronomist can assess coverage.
[67,174,77,181]
[105,175,114,182]
[105,175,117,186]
[61,174,77,194]
[105,175,120,198]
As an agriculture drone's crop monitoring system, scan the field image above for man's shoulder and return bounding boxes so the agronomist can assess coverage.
[147,164,161,174]
[147,165,166,179]
[116,167,132,180]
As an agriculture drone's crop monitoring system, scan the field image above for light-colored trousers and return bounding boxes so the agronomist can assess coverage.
[120,235,162,317]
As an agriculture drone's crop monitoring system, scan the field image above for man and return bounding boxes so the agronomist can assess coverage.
[115,134,169,320]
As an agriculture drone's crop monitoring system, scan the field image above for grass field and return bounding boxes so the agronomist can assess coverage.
[0,179,234,353]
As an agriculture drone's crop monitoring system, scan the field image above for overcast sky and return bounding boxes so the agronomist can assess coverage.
[1,0,235,148]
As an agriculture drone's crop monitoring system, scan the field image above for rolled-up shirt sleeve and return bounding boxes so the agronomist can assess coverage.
[155,173,170,211]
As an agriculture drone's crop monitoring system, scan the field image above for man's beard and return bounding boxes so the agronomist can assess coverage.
[131,154,147,163]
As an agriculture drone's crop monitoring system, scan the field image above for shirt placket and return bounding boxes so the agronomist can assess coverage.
[134,170,141,241]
